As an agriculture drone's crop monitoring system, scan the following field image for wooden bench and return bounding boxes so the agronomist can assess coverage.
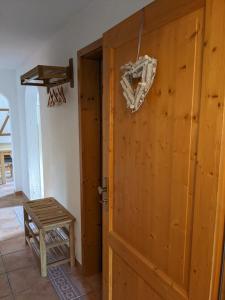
[23,197,75,277]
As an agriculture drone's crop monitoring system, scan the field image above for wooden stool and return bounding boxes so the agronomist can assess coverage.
[23,197,75,277]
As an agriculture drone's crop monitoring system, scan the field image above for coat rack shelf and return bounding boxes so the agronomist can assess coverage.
[20,58,74,92]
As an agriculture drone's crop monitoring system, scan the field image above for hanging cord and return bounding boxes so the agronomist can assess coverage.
[136,9,145,61]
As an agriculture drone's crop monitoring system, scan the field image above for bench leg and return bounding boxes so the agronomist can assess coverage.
[69,222,75,267]
[23,208,29,245]
[39,229,47,277]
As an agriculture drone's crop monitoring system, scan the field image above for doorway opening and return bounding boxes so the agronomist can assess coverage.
[78,39,103,276]
[0,94,14,197]
[25,87,44,200]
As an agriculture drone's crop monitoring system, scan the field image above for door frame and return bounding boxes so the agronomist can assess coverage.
[77,38,103,275]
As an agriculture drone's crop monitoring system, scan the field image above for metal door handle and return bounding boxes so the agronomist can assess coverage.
[98,177,108,207]
[98,186,107,195]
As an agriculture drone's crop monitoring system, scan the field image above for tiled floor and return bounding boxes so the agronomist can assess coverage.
[0,194,102,300]
[0,180,15,198]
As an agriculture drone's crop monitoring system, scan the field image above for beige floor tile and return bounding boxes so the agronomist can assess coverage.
[0,295,14,300]
[0,218,20,227]
[0,194,26,209]
[0,206,23,243]
[0,226,24,242]
[69,273,93,297]
[0,234,27,255]
[0,180,15,198]
[0,208,15,220]
[61,263,83,278]
[8,266,50,294]
[77,291,102,300]
[14,281,58,300]
[2,248,36,272]
[0,211,20,224]
[0,256,5,274]
[0,274,11,298]
[86,273,102,291]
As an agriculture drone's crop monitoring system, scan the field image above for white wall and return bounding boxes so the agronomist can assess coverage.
[17,0,152,263]
[25,87,44,200]
[0,70,21,191]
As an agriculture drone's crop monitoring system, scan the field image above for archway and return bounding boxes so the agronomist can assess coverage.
[0,94,14,196]
[25,87,44,199]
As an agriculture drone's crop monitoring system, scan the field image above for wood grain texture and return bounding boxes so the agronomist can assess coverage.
[189,0,225,299]
[69,221,75,267]
[20,59,74,89]
[102,0,212,299]
[102,47,114,300]
[24,198,75,229]
[112,253,162,300]
[77,38,102,58]
[78,55,103,276]
[39,229,47,277]
[101,0,225,298]
[104,0,204,49]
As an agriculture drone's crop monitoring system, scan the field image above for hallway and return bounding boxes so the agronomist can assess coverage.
[0,194,101,300]
[0,0,224,299]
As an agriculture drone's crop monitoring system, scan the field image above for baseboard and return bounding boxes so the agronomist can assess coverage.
[15,191,22,196]
[15,191,30,201]
[75,259,83,272]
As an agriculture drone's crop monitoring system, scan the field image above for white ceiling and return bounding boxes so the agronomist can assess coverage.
[0,0,92,69]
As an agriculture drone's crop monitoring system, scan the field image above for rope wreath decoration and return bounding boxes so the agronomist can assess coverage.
[120,9,157,113]
[120,55,157,112]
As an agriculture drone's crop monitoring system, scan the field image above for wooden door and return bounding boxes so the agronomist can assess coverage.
[102,0,225,299]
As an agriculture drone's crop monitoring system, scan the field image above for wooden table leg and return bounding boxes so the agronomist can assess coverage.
[0,153,6,184]
[69,221,75,267]
[39,229,47,277]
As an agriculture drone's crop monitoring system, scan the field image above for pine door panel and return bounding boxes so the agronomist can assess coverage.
[103,2,205,299]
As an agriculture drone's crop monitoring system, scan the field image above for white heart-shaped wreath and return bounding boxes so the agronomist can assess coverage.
[120,55,157,112]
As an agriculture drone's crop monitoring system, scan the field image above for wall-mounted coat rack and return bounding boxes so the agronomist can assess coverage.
[20,58,74,93]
